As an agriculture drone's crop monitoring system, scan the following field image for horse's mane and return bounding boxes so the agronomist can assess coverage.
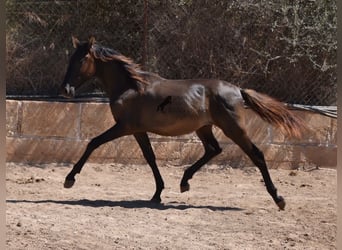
[90,43,148,92]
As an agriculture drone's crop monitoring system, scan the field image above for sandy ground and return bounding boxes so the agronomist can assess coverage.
[6,162,336,250]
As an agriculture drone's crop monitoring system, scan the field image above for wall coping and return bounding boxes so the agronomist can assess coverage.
[6,99,337,169]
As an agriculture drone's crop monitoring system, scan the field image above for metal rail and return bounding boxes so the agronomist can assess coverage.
[6,95,337,118]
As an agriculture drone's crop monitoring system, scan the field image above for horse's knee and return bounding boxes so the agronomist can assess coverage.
[207,144,222,157]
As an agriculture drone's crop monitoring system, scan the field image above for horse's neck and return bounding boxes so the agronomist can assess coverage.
[96,61,133,100]
[103,79,133,102]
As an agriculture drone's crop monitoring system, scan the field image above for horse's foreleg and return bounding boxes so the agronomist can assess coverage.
[180,126,222,192]
[134,133,164,203]
[64,123,128,188]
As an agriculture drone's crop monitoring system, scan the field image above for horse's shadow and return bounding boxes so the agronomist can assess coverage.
[6,199,243,211]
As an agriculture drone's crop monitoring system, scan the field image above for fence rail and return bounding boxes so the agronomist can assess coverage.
[6,0,337,106]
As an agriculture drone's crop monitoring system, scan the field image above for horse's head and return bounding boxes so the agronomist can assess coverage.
[59,36,96,98]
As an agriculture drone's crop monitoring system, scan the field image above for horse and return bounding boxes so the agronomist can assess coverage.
[59,36,306,210]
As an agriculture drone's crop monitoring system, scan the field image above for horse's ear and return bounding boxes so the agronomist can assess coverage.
[72,36,80,48]
[88,36,96,46]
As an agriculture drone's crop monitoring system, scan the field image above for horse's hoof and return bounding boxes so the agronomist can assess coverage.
[180,184,190,193]
[276,196,286,210]
[64,179,75,188]
[150,197,162,204]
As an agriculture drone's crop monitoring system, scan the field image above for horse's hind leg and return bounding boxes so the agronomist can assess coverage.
[180,125,222,192]
[134,132,164,203]
[217,121,285,210]
[239,138,285,210]
[211,97,285,209]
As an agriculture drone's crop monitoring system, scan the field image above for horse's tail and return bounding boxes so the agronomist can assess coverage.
[240,89,306,138]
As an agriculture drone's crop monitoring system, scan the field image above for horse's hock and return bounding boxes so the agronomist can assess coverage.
[6,99,337,169]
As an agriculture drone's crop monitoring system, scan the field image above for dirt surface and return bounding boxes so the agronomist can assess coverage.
[6,162,336,250]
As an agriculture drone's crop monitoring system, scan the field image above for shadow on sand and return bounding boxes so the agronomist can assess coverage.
[7,199,243,212]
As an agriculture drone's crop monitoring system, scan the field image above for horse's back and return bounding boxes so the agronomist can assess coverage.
[148,78,240,98]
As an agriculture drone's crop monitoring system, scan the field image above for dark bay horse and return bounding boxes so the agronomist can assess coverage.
[60,36,306,210]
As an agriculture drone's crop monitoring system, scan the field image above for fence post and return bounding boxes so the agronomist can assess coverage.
[142,0,148,70]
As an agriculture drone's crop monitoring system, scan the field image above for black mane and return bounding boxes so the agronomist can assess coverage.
[90,43,148,92]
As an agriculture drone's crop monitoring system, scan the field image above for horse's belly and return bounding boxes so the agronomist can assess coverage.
[137,91,213,136]
[146,114,212,136]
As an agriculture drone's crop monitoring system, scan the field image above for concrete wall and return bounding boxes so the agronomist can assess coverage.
[6,100,337,169]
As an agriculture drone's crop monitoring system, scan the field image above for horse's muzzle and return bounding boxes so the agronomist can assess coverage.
[60,83,75,98]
